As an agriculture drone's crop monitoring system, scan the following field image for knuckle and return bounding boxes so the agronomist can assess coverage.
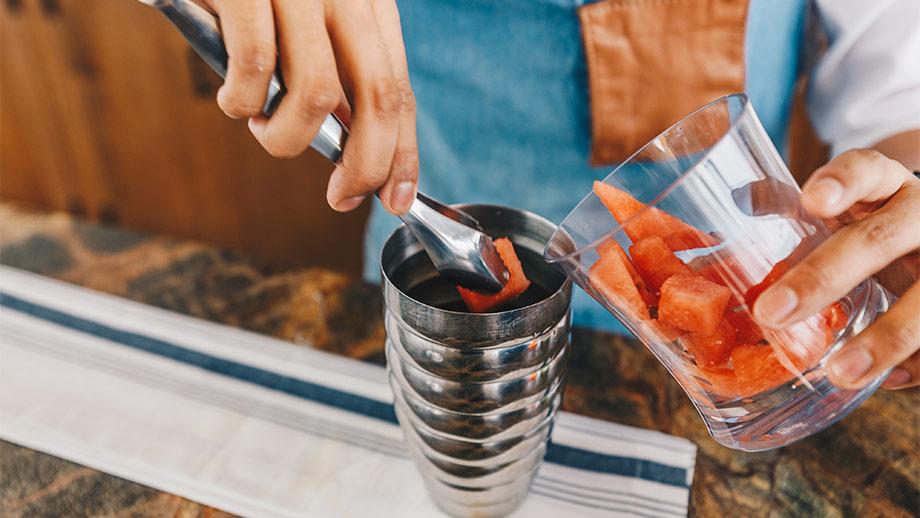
[366,78,402,117]
[365,165,391,188]
[873,320,916,354]
[392,148,419,178]
[339,156,388,188]
[295,83,340,118]
[842,149,893,179]
[358,165,390,190]
[848,148,886,165]
[854,214,900,256]
[395,78,416,111]
[232,42,276,77]
[826,149,882,181]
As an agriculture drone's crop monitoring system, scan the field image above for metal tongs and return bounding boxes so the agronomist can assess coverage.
[139,0,509,292]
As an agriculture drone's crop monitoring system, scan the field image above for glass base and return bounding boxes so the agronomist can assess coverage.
[705,370,887,452]
[698,280,895,452]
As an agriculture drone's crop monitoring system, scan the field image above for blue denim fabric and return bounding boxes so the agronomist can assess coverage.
[365,0,806,334]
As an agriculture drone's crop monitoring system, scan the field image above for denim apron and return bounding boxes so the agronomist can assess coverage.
[365,0,807,334]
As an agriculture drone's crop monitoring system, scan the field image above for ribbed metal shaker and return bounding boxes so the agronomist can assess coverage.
[382,205,573,518]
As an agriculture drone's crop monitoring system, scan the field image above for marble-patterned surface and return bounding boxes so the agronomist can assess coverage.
[0,203,917,517]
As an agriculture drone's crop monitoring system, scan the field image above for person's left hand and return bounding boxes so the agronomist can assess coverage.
[752,149,920,390]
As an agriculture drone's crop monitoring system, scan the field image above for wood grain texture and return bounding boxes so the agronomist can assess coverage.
[1,203,917,517]
[0,0,369,274]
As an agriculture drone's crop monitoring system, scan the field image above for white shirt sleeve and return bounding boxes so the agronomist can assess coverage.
[809,0,920,156]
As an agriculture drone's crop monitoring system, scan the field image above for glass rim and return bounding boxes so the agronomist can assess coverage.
[543,93,751,264]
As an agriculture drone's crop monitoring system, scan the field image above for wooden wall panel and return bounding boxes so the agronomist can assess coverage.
[0,0,370,274]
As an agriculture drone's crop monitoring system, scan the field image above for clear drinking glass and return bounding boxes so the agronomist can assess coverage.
[543,94,894,451]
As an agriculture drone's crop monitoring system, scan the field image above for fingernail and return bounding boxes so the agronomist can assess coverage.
[808,178,844,209]
[390,181,416,214]
[335,195,366,212]
[828,347,873,384]
[755,285,798,325]
[882,367,911,388]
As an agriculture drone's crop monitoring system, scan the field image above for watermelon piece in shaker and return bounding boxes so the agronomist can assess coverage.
[457,238,531,313]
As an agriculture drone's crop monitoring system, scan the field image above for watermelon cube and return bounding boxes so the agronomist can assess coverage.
[629,236,693,291]
[725,308,764,344]
[698,366,740,397]
[589,241,651,321]
[593,181,719,251]
[731,343,795,396]
[681,318,736,368]
[685,255,751,308]
[696,261,726,286]
[745,258,792,307]
[457,237,531,313]
[597,239,657,306]
[649,319,683,342]
[658,275,732,335]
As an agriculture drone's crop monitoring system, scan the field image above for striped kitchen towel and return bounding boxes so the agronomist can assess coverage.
[0,265,696,517]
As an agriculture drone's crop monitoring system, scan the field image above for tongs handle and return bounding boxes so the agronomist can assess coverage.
[151,0,347,162]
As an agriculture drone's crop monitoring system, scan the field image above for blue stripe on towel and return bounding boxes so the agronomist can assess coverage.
[0,293,397,424]
[546,443,687,488]
[0,291,690,488]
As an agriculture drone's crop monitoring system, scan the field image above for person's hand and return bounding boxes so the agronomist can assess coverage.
[752,149,920,390]
[197,0,418,215]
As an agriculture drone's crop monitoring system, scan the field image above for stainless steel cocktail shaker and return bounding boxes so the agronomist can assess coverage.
[381,205,572,517]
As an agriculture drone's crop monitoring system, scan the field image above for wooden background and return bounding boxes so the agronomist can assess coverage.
[0,0,370,274]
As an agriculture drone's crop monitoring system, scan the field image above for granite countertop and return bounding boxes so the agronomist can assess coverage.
[0,203,917,518]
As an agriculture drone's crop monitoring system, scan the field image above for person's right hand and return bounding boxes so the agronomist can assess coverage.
[197,0,419,215]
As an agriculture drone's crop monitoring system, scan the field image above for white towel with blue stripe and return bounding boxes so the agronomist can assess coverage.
[0,265,696,517]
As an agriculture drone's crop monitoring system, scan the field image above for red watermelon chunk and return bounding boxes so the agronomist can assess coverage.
[745,258,792,307]
[696,261,727,286]
[731,343,795,396]
[597,239,657,306]
[693,255,751,288]
[681,318,736,368]
[687,255,750,308]
[650,319,683,342]
[822,302,848,332]
[589,241,651,321]
[662,232,717,252]
[457,238,531,313]
[629,236,693,291]
[593,181,719,251]
[725,308,765,344]
[659,275,732,335]
[596,238,621,259]
[699,365,740,397]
